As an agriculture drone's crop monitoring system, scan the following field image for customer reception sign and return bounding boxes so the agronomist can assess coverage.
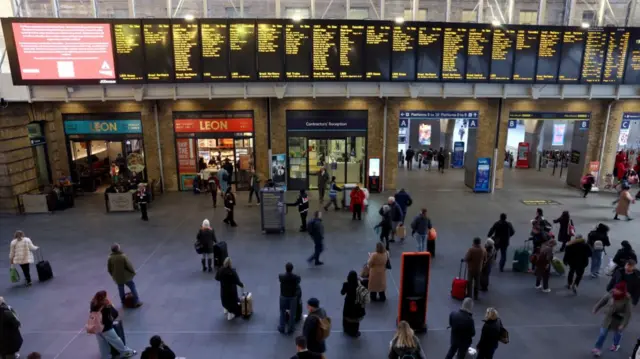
[174,118,254,133]
[64,119,142,134]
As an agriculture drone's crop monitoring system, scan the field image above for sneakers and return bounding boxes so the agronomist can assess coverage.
[609,345,620,352]
[122,350,137,358]
[535,285,542,290]
[542,288,551,293]
[592,348,601,357]
[227,313,236,320]
[223,308,229,314]
[572,285,578,295]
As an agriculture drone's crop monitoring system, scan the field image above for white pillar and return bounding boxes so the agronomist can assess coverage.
[91,0,98,17]
[566,0,576,25]
[346,0,350,18]
[412,0,418,20]
[240,0,244,17]
[52,0,60,17]
[311,0,315,18]
[167,0,172,17]
[275,0,280,17]
[597,0,606,25]
[446,0,451,21]
[203,0,208,17]
[537,0,546,25]
[380,0,384,19]
[129,0,136,17]
[477,0,484,22]
[507,0,514,23]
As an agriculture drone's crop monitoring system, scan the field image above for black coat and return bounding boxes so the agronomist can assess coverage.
[377,210,393,238]
[562,238,592,269]
[141,345,176,359]
[487,220,515,248]
[477,319,501,354]
[382,203,403,222]
[0,304,22,356]
[553,216,572,244]
[341,282,365,320]
[607,268,640,305]
[215,267,244,312]
[224,193,236,210]
[196,228,217,254]
[448,310,475,346]
[302,308,327,354]
[290,351,322,359]
[587,230,610,249]
[613,247,638,268]
[307,218,324,245]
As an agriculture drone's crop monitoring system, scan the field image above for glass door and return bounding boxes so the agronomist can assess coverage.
[346,136,366,185]
[287,136,308,190]
[234,137,253,190]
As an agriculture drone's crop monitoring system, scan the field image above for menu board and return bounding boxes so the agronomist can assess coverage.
[364,23,391,81]
[624,29,640,84]
[490,28,516,82]
[143,20,174,82]
[172,21,201,82]
[285,23,312,80]
[441,27,467,81]
[512,28,539,82]
[536,29,562,83]
[257,20,284,80]
[602,28,630,84]
[312,22,339,80]
[200,21,228,81]
[113,20,145,83]
[416,25,442,80]
[466,26,492,81]
[391,24,417,80]
[229,21,256,80]
[339,23,365,80]
[580,29,607,83]
[557,29,585,83]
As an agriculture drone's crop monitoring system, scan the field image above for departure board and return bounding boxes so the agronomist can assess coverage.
[416,25,442,80]
[512,28,538,82]
[143,20,174,82]
[490,28,515,82]
[285,23,312,80]
[602,29,630,84]
[229,21,256,80]
[364,23,391,81]
[172,21,200,82]
[466,26,492,81]
[441,27,467,81]
[201,20,228,81]
[113,20,145,83]
[557,29,585,83]
[312,22,339,80]
[391,24,417,81]
[339,23,365,80]
[257,21,284,80]
[624,29,640,84]
[536,29,562,83]
[580,29,607,83]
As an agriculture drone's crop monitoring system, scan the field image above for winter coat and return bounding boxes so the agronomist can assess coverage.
[613,247,638,268]
[405,149,415,160]
[0,303,22,356]
[341,282,365,320]
[410,214,432,236]
[394,190,413,214]
[587,229,610,249]
[477,319,502,354]
[562,237,592,270]
[215,267,244,312]
[107,251,136,285]
[607,268,640,305]
[385,202,403,222]
[303,307,328,354]
[487,220,515,249]
[553,216,572,244]
[388,336,426,359]
[89,303,118,332]
[615,190,634,215]
[279,272,301,298]
[9,238,38,265]
[141,345,176,359]
[290,351,322,359]
[224,192,235,210]
[196,228,217,254]
[367,252,388,293]
[534,243,554,276]
[307,218,324,245]
[350,189,365,212]
[448,309,475,346]
[318,171,329,189]
[377,210,393,238]
[593,292,632,330]
[465,245,487,275]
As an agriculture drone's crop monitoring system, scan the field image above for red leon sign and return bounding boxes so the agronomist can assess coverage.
[174,119,254,133]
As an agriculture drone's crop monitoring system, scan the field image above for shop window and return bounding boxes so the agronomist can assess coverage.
[403,8,428,21]
[462,10,477,23]
[519,10,538,25]
[288,137,308,189]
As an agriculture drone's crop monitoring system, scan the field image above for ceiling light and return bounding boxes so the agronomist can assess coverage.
[292,14,302,22]
[395,17,405,24]
[581,22,590,28]
[184,14,194,21]
[491,19,501,26]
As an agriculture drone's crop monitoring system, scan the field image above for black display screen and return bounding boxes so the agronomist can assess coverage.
[441,26,467,81]
[339,22,365,80]
[558,29,586,83]
[312,22,339,80]
[416,25,443,81]
[580,29,607,84]
[536,28,562,83]
[466,26,492,82]
[513,28,539,82]
[364,23,391,81]
[172,21,201,82]
[257,20,285,80]
[391,24,417,81]
[229,21,256,80]
[200,20,228,81]
[490,27,516,82]
[602,28,631,84]
[624,29,640,84]
[113,20,145,83]
[399,254,431,331]
[143,20,174,82]
[285,22,312,80]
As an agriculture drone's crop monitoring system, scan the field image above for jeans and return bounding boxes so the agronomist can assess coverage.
[324,197,339,210]
[591,250,603,276]
[96,328,134,359]
[445,343,470,359]
[139,203,148,221]
[117,280,140,304]
[498,246,508,271]
[248,187,260,203]
[278,296,297,333]
[20,263,32,284]
[594,327,623,349]
[414,233,427,251]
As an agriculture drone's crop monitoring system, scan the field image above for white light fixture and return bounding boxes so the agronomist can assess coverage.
[291,14,302,22]
[184,14,194,21]
[581,22,590,28]
[395,17,405,24]
[491,19,501,26]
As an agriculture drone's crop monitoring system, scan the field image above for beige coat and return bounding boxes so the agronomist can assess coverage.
[9,237,38,265]
[367,251,388,293]
[615,190,634,216]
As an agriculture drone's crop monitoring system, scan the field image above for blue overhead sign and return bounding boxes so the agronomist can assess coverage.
[509,112,591,120]
[578,120,590,130]
[621,120,631,129]
[399,111,479,120]
[507,119,518,129]
[622,113,640,120]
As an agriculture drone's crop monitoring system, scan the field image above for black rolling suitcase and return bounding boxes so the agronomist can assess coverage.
[213,241,228,268]
[35,249,53,282]
[109,320,126,357]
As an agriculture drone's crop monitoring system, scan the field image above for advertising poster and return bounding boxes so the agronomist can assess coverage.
[452,142,465,168]
[271,154,287,189]
[552,124,566,146]
[516,142,530,168]
[474,157,491,193]
[418,123,432,145]
[176,138,196,190]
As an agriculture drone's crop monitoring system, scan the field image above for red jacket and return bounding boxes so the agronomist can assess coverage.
[617,162,628,180]
[350,189,365,212]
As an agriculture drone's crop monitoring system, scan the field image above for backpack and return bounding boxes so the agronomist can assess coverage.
[85,309,104,334]
[356,284,370,306]
[312,314,332,341]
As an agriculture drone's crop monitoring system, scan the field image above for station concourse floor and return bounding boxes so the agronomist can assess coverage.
[1,167,639,359]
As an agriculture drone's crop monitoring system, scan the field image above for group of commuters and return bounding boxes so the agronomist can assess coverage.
[399,146,447,173]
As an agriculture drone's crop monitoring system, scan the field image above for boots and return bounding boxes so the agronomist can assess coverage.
[201,259,206,272]
[207,259,213,272]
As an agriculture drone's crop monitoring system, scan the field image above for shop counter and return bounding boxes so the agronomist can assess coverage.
[107,192,135,212]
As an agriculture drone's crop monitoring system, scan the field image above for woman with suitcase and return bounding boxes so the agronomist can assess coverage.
[9,230,39,287]
[215,257,244,320]
[89,291,136,359]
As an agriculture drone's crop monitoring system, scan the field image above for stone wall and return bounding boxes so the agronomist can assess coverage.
[602,101,640,185]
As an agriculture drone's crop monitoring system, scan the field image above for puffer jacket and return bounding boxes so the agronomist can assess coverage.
[9,238,38,265]
[563,237,592,269]
[196,228,217,253]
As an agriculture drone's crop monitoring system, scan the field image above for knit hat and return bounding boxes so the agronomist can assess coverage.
[594,240,604,250]
[307,297,320,308]
[202,219,210,228]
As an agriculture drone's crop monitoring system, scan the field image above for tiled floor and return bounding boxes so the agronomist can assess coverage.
[1,166,639,359]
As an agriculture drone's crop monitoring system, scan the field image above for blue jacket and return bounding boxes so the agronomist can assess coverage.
[394,190,413,212]
[389,202,403,222]
[307,218,324,244]
[411,214,432,235]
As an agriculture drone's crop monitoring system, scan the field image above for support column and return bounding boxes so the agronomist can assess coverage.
[537,0,546,24]
[275,0,280,17]
[627,0,638,26]
[167,0,171,17]
[412,0,418,20]
[597,0,606,26]
[311,0,315,18]
[52,0,60,17]
[380,0,384,19]
[203,0,208,17]
[445,0,451,21]
[477,0,484,22]
[129,0,136,17]
[240,0,244,17]
[507,0,514,23]
[565,0,576,25]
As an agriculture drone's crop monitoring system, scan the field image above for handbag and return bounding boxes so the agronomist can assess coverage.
[386,252,392,270]
[568,220,575,237]
[499,322,509,344]
[10,266,20,283]
[194,240,204,254]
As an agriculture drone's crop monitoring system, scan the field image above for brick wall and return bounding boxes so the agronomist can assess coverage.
[601,101,640,185]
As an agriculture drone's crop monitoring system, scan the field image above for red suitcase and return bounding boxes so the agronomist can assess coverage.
[451,260,468,300]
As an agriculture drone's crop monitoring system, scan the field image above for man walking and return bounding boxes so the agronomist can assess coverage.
[323,176,342,211]
[278,262,301,335]
[394,188,413,223]
[405,146,415,170]
[464,238,487,300]
[107,244,142,308]
[382,197,404,243]
[445,298,475,359]
[437,148,446,173]
[487,213,515,272]
[317,168,329,203]
[307,211,325,266]
[410,208,432,252]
